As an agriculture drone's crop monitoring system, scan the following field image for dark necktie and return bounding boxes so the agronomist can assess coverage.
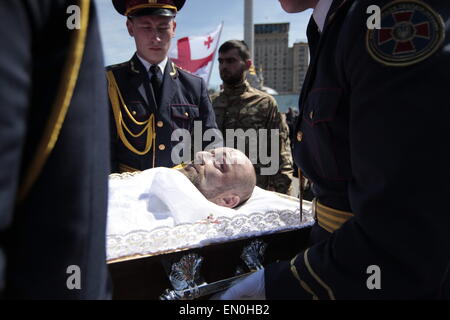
[149,65,162,105]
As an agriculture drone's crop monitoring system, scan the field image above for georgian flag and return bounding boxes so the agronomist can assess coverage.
[169,23,223,85]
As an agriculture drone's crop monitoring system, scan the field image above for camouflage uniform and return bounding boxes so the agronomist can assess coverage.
[212,80,293,194]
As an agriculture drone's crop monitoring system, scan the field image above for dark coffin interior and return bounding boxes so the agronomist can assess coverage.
[108,226,312,300]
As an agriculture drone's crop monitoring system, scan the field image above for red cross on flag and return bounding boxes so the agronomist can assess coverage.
[169,23,223,85]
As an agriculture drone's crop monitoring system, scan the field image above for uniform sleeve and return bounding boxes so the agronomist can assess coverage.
[0,0,111,299]
[0,1,34,293]
[266,2,450,299]
[266,97,293,194]
[107,79,119,173]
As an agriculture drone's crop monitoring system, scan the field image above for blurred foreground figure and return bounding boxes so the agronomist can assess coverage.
[217,0,450,299]
[0,0,110,299]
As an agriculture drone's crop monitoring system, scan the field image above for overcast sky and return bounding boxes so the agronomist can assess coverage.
[95,0,312,90]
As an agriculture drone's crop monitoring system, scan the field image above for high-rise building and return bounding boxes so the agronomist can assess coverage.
[254,23,309,94]
[292,42,309,93]
[254,23,290,93]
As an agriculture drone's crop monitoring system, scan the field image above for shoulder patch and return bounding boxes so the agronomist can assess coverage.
[366,0,445,67]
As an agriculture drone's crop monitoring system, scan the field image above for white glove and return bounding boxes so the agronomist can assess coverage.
[212,269,266,300]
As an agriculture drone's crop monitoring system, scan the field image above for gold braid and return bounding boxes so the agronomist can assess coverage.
[107,70,156,157]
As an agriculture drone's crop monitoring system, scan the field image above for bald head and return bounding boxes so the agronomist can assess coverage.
[180,147,256,208]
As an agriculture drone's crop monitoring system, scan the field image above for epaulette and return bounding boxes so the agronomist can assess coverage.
[173,63,185,72]
[174,64,203,80]
[106,61,129,71]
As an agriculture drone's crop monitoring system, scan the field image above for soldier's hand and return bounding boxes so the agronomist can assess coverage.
[211,269,266,300]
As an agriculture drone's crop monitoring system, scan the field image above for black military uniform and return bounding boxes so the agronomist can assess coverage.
[108,0,219,173]
[266,0,450,299]
[0,0,110,298]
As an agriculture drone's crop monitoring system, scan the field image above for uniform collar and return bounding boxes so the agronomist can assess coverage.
[313,0,333,33]
[222,80,251,96]
[136,54,168,76]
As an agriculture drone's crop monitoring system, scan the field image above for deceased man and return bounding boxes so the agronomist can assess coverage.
[107,147,258,235]
[107,147,307,262]
[178,147,256,208]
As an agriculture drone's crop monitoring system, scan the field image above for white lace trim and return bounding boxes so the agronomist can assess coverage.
[107,207,314,262]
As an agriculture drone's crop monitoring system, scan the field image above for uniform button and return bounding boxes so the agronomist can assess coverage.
[309,111,314,119]
[159,144,166,151]
[157,121,164,128]
[132,111,137,116]
[296,131,303,142]
[184,112,189,117]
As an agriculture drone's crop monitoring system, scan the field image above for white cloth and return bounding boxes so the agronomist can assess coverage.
[107,167,301,236]
[106,168,313,261]
[313,0,333,32]
[108,168,217,235]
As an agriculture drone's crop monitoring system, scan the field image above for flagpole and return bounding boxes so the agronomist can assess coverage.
[206,22,224,88]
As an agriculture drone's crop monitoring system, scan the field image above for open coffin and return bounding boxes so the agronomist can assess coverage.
[106,169,314,299]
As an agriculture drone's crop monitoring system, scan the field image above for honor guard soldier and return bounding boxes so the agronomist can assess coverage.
[0,0,110,298]
[217,0,450,299]
[108,0,219,173]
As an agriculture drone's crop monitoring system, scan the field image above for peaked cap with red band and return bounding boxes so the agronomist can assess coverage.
[112,0,186,17]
